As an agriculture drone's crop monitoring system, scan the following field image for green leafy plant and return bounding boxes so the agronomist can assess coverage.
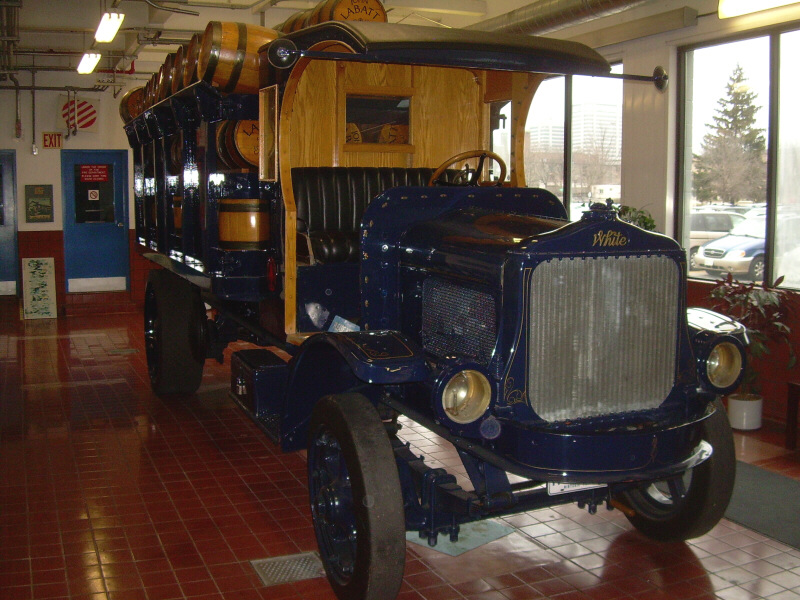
[709,273,796,395]
[618,205,656,231]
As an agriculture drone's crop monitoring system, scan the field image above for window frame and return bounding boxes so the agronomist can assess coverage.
[676,24,799,287]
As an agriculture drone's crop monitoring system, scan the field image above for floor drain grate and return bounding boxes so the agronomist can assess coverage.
[251,552,325,587]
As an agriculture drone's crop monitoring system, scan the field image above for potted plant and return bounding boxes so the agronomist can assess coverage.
[709,273,796,429]
[618,205,657,231]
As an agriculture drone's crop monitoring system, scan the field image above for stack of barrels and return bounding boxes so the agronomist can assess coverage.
[118,21,277,122]
[120,0,387,122]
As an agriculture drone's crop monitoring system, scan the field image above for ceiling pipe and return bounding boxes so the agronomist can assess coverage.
[9,72,20,137]
[143,0,267,9]
[467,0,650,34]
[141,0,200,16]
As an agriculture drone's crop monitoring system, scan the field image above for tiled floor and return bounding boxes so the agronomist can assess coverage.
[2,296,799,600]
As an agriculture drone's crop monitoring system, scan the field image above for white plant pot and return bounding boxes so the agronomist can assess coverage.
[726,393,763,430]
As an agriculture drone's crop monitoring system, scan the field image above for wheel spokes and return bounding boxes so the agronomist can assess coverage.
[311,431,358,581]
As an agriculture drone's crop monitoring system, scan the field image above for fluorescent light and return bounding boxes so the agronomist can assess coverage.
[77,53,102,74]
[94,12,124,43]
[718,0,800,18]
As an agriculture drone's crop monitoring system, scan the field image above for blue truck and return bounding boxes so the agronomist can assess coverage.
[125,17,747,600]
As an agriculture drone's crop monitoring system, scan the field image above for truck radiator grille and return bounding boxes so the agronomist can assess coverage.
[527,256,679,422]
[422,278,496,363]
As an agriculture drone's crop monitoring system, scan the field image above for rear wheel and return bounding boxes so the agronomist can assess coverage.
[144,270,206,395]
[308,394,405,600]
[620,399,735,542]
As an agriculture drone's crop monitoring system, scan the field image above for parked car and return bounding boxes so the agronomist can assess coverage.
[698,214,800,281]
[697,217,766,280]
[688,211,745,269]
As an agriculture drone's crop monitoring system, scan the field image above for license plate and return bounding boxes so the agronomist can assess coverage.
[547,482,607,495]
[703,258,714,267]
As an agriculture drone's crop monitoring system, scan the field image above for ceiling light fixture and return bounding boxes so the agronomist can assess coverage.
[95,12,125,43]
[77,53,102,74]
[718,0,800,18]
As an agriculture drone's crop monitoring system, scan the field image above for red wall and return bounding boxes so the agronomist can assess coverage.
[688,279,799,426]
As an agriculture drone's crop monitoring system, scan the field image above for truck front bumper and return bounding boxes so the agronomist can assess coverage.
[491,404,715,484]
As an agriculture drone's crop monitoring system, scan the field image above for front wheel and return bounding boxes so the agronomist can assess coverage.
[619,399,735,542]
[748,255,765,281]
[308,394,406,600]
[144,270,206,395]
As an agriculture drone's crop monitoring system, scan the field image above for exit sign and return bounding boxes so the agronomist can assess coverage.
[42,132,63,149]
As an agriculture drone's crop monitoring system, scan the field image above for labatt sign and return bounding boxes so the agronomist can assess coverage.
[332,0,385,21]
[592,229,629,247]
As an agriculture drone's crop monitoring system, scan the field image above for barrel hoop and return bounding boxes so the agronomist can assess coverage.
[218,201,269,212]
[222,22,249,94]
[204,21,222,82]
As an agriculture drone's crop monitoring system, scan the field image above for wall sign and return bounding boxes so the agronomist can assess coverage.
[42,132,63,149]
[22,257,57,319]
[25,184,54,223]
[74,164,114,223]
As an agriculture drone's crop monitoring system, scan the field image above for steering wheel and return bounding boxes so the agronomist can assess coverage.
[428,150,507,186]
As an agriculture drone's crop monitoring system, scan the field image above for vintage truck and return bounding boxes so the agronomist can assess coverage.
[124,13,748,600]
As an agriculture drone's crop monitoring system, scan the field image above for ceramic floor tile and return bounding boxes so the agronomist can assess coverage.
[2,296,800,600]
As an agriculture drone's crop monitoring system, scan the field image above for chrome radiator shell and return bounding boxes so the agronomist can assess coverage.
[525,255,680,422]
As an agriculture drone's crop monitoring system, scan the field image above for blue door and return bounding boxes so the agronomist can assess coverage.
[0,151,18,295]
[61,150,129,292]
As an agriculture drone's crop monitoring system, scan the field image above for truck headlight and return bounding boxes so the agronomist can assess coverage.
[441,370,492,424]
[706,341,743,389]
[698,336,746,394]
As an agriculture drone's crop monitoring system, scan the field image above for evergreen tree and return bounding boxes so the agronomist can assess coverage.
[693,65,766,205]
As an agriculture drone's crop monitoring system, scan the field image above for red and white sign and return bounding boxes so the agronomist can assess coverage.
[80,164,109,182]
[60,97,98,132]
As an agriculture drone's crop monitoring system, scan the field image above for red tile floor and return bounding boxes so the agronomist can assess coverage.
[2,296,800,600]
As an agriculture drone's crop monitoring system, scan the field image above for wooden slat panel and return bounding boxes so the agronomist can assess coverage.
[342,61,412,89]
[288,60,338,167]
[411,66,483,168]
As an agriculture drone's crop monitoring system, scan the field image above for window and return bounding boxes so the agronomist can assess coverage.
[344,94,410,147]
[508,65,622,220]
[680,28,800,288]
[775,29,800,288]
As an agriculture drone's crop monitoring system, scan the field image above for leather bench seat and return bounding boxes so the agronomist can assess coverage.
[291,166,448,264]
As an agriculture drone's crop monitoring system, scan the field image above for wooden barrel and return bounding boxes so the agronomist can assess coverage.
[197,22,278,94]
[119,86,144,123]
[216,120,259,169]
[149,71,160,105]
[316,0,387,23]
[143,75,154,108]
[172,196,183,234]
[183,33,202,88]
[218,198,270,250]
[166,135,183,176]
[215,121,235,169]
[279,11,307,33]
[158,53,176,101]
[171,45,187,95]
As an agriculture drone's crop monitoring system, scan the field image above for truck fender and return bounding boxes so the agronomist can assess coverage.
[280,331,429,451]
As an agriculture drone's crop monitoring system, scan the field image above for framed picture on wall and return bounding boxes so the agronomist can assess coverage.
[25,184,54,223]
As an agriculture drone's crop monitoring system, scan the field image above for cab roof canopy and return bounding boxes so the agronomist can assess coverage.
[275,21,610,76]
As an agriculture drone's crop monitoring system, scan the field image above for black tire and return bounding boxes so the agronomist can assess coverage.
[144,270,205,395]
[620,399,736,542]
[748,255,765,281]
[308,394,406,600]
